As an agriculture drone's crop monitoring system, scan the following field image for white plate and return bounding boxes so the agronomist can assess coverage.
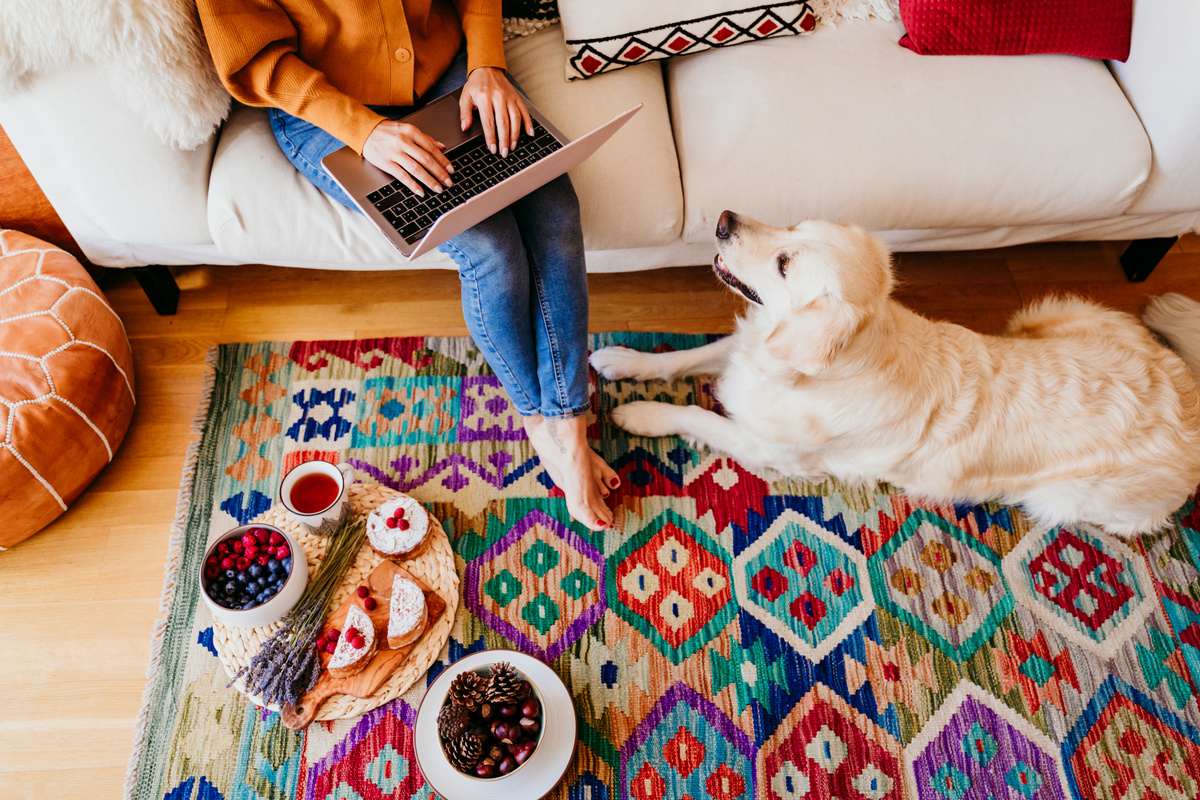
[414,650,577,800]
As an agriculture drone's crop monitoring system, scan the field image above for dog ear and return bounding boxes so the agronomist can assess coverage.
[765,296,862,374]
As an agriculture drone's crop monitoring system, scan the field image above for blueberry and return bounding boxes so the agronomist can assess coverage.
[282,557,293,572]
[237,570,249,584]
[249,564,263,579]
[224,581,238,594]
[268,559,283,574]
[225,569,237,579]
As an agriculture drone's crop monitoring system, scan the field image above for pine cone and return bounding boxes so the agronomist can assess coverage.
[486,662,522,704]
[437,703,471,740]
[446,732,483,772]
[448,670,485,711]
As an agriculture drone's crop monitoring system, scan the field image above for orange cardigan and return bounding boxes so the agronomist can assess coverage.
[197,0,507,154]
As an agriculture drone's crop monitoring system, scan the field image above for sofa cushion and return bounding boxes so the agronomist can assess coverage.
[668,19,1151,244]
[207,25,682,268]
[898,0,1133,60]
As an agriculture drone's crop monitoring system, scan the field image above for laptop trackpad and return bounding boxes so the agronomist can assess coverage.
[400,88,483,152]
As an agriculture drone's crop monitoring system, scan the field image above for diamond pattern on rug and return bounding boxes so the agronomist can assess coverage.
[1004,526,1156,657]
[869,509,1013,661]
[734,508,873,661]
[907,683,1069,800]
[128,335,1200,800]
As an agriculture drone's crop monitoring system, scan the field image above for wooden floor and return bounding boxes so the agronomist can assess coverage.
[1,236,1197,798]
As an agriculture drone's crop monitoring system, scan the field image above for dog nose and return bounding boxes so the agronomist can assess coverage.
[716,210,733,240]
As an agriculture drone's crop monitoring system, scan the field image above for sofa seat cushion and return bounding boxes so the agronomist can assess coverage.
[668,19,1151,244]
[207,25,682,269]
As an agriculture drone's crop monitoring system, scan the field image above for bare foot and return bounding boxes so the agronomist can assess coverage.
[525,415,616,530]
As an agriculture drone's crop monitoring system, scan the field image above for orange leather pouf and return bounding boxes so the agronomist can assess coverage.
[0,230,135,549]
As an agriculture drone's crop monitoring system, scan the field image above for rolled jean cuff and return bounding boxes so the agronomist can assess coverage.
[537,401,592,420]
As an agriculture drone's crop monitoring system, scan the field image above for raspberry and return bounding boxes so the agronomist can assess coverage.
[236,556,250,570]
[345,627,359,639]
[232,541,245,554]
[276,546,291,560]
[351,636,365,649]
[220,556,236,570]
[324,641,337,654]
[217,542,231,556]
[385,517,398,529]
[356,586,369,598]
[206,554,219,568]
[244,545,258,559]
[256,554,271,567]
[254,528,270,544]
[204,564,219,579]
[269,532,285,546]
[241,532,257,549]
[364,597,377,611]
[392,507,406,519]
[327,629,339,641]
[398,519,410,531]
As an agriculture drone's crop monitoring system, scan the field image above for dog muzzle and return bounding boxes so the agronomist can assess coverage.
[713,254,763,305]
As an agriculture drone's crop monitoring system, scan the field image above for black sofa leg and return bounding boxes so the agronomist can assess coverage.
[1120,237,1177,283]
[131,266,180,315]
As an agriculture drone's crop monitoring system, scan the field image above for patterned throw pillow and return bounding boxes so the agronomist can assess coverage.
[559,0,818,80]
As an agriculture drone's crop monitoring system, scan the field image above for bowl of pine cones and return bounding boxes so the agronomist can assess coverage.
[414,650,577,799]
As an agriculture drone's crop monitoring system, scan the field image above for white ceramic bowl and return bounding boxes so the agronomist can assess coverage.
[415,651,577,800]
[198,523,308,628]
[437,664,545,780]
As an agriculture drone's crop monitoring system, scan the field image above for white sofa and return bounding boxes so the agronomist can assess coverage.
[3,1,1198,313]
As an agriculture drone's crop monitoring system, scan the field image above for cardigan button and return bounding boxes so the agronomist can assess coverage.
[394,47,411,63]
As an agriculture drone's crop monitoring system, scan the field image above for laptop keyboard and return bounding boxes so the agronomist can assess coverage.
[365,118,564,244]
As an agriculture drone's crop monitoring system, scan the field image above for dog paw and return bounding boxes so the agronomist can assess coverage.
[590,346,655,381]
[610,401,681,438]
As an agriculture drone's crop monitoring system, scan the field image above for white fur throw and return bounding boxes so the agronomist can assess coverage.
[0,0,230,150]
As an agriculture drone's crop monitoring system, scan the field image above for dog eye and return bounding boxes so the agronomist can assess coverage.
[777,253,789,277]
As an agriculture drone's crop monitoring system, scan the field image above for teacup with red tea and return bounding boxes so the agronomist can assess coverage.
[279,460,355,533]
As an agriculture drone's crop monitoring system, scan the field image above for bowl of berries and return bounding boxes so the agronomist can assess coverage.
[415,651,577,800]
[199,523,308,627]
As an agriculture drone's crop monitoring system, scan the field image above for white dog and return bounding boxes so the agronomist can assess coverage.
[591,212,1200,537]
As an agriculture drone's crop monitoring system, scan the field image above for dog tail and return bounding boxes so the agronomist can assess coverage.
[1144,293,1200,375]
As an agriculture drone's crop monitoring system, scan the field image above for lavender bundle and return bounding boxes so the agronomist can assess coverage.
[230,518,367,708]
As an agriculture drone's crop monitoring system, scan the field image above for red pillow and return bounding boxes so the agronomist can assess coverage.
[898,0,1133,61]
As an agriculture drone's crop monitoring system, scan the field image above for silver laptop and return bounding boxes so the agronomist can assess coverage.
[323,88,641,260]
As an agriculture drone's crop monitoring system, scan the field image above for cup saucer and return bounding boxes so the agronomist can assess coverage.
[413,650,577,799]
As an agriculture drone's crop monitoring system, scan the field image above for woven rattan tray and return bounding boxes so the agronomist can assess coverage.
[213,482,459,720]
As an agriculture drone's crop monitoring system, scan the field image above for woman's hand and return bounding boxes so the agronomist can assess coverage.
[459,66,534,157]
[362,120,454,197]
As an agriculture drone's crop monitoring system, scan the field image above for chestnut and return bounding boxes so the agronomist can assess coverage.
[498,756,517,775]
[520,698,541,718]
[498,703,519,718]
[519,716,540,735]
[490,720,508,741]
[475,762,496,779]
[512,740,536,765]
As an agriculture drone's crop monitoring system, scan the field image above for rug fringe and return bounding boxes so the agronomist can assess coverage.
[122,346,218,800]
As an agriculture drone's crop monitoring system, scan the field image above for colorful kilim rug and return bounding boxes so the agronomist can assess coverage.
[128,334,1200,800]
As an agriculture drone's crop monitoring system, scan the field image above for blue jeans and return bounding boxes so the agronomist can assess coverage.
[269,50,591,419]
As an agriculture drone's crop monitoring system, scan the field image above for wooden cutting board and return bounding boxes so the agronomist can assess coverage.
[282,559,446,730]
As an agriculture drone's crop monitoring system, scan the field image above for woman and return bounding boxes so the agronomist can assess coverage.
[198,0,618,530]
